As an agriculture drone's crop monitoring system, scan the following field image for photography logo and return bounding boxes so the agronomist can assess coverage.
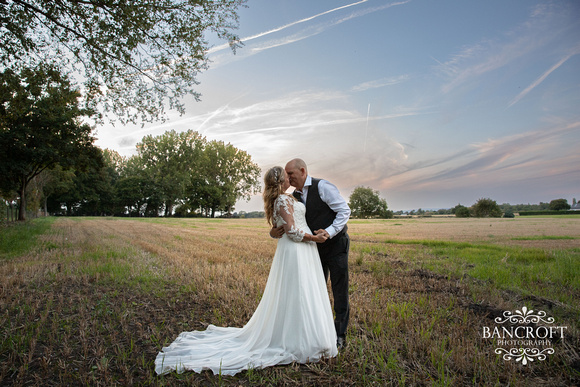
[482,306,567,365]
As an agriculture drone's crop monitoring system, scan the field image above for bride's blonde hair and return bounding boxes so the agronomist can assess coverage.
[263,166,289,226]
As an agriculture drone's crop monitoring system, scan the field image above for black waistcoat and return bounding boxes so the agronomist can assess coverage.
[303,178,347,239]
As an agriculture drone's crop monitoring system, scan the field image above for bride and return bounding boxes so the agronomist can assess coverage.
[155,166,338,376]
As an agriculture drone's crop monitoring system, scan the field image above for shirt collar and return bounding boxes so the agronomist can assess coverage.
[304,175,312,188]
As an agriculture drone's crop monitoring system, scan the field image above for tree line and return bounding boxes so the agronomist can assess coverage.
[346,189,577,219]
[1,129,261,220]
[0,66,260,221]
[393,198,575,218]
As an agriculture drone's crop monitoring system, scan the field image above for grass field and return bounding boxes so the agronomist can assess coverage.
[1,216,579,386]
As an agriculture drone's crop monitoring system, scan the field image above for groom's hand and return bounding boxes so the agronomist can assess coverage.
[270,225,285,238]
[314,229,330,239]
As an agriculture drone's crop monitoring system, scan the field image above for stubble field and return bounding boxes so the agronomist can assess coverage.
[1,215,579,386]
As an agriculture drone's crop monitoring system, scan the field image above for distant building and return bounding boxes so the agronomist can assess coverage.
[571,202,580,211]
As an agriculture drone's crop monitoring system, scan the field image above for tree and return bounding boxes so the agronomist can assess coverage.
[0,0,245,123]
[453,204,470,218]
[125,130,260,218]
[549,198,570,211]
[43,146,116,216]
[503,209,515,218]
[42,166,76,216]
[472,198,502,218]
[0,65,98,220]
[137,130,205,216]
[348,186,392,219]
[117,155,162,216]
[189,139,261,217]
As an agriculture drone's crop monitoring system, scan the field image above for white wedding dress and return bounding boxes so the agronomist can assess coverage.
[155,194,338,376]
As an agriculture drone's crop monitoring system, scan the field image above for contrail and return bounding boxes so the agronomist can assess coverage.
[209,0,369,54]
[508,50,578,108]
[364,103,370,152]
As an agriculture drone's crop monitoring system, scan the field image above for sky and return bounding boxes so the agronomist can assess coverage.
[95,0,580,212]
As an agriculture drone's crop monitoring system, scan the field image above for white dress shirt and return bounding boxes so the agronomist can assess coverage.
[298,175,351,239]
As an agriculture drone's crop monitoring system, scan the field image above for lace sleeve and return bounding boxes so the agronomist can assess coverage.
[274,195,305,243]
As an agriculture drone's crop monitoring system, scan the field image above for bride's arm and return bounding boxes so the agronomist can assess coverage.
[276,195,327,243]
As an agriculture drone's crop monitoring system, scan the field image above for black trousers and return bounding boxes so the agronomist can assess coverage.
[317,232,350,339]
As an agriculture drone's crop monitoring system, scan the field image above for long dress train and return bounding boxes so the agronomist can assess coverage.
[155,194,337,376]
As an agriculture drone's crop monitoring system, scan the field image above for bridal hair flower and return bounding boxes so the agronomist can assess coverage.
[273,168,279,181]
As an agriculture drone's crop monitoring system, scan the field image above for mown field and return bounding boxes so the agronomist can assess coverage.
[1,216,579,386]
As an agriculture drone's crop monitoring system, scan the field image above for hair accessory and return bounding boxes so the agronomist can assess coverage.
[273,168,279,180]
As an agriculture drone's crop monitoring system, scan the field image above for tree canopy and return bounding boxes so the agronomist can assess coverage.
[549,198,571,211]
[44,130,261,218]
[136,130,204,216]
[0,0,245,123]
[453,204,470,218]
[348,186,392,219]
[471,198,502,218]
[0,65,99,220]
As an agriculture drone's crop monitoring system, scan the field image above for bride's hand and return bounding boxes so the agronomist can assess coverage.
[311,232,328,243]
[314,229,330,239]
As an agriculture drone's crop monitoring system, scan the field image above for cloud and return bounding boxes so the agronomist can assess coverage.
[438,3,574,94]
[352,75,410,92]
[508,46,580,107]
[144,89,420,189]
[118,137,136,147]
[208,0,411,66]
[387,121,580,193]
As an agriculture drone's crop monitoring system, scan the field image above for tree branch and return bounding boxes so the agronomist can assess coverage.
[12,0,157,84]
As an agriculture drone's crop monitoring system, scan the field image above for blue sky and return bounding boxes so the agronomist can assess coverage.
[96,0,580,212]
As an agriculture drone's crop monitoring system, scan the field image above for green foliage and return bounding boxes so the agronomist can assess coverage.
[189,139,261,217]
[47,148,119,216]
[0,65,99,220]
[549,198,571,211]
[132,130,261,217]
[137,130,205,216]
[0,0,245,124]
[499,202,550,213]
[45,130,261,217]
[453,204,470,218]
[471,198,502,218]
[502,209,515,218]
[349,186,392,219]
[519,211,580,216]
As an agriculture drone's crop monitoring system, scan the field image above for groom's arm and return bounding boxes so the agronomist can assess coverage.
[318,180,351,238]
[269,225,285,238]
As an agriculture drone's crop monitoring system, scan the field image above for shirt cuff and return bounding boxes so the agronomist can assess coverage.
[325,226,338,239]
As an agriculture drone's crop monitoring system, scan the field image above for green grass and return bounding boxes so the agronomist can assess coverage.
[511,235,576,240]
[377,238,580,307]
[0,217,56,258]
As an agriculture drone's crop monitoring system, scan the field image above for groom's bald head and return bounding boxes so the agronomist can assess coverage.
[287,158,307,172]
[285,158,308,190]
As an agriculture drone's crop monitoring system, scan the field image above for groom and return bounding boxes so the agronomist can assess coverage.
[271,158,351,349]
